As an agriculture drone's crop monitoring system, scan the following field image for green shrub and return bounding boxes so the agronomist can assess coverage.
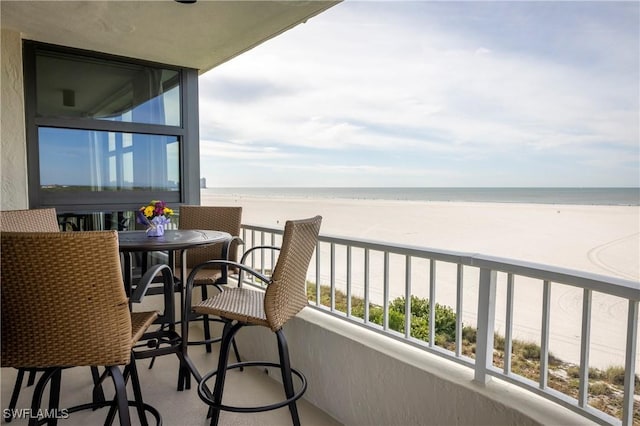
[308,284,460,345]
[387,295,458,344]
[388,309,405,332]
[350,300,366,320]
[368,305,384,326]
[433,303,457,340]
[306,282,639,414]
[410,316,430,341]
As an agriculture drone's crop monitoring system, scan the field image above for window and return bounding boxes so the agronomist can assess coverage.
[24,41,200,222]
[39,128,179,193]
[35,50,181,126]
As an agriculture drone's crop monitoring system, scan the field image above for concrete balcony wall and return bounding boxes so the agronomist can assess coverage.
[236,307,591,426]
[0,29,29,210]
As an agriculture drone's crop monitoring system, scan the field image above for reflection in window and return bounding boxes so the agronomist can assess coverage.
[39,128,179,192]
[35,51,180,126]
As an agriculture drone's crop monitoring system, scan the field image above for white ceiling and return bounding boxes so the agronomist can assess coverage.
[1,0,340,74]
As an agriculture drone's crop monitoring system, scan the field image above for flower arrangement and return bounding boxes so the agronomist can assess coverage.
[136,200,173,236]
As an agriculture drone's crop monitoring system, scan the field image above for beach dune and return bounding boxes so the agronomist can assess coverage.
[200,192,640,371]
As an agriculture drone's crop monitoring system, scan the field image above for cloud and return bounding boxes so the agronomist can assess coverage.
[200,76,296,103]
[198,1,639,187]
[200,140,292,160]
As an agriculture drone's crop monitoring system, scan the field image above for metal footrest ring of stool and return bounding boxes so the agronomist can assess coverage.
[64,400,162,426]
[27,366,163,426]
[197,360,307,413]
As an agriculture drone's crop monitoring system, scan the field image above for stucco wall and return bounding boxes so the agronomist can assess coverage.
[235,308,591,426]
[1,29,28,210]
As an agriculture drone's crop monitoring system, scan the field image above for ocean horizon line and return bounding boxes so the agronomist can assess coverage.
[206,185,640,187]
[202,186,640,206]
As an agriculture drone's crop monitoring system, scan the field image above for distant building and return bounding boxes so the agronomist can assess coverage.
[200,177,207,189]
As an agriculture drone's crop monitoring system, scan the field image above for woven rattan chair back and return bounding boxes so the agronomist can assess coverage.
[264,215,322,331]
[0,208,59,232]
[1,231,132,368]
[178,206,242,269]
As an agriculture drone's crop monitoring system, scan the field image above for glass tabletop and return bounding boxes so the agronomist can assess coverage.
[118,229,231,252]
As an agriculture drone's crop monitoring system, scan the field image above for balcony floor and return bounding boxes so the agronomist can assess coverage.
[1,323,342,426]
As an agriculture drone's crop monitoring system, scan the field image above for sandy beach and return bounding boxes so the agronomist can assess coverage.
[201,191,639,371]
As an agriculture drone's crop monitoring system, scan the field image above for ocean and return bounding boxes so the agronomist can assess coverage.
[202,187,640,206]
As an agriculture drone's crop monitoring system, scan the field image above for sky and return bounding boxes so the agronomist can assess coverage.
[197,1,640,188]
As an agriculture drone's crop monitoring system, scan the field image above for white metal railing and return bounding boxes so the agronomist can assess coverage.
[239,223,639,426]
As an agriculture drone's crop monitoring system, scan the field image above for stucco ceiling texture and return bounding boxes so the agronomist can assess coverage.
[1,0,339,73]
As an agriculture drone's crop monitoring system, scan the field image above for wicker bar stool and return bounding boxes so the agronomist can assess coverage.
[1,231,161,426]
[0,208,60,233]
[187,215,322,426]
[0,208,74,420]
[176,205,244,354]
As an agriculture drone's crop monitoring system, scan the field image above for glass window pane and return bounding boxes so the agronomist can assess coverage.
[39,127,179,192]
[35,50,180,126]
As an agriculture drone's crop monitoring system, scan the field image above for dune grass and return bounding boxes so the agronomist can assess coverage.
[307,282,639,422]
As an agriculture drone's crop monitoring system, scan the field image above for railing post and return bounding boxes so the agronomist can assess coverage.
[404,256,412,339]
[383,251,390,330]
[503,273,514,374]
[364,248,370,323]
[578,288,592,407]
[474,267,497,384]
[540,280,551,388]
[316,241,321,303]
[622,299,638,426]
[330,242,336,311]
[455,264,464,357]
[346,246,352,316]
[429,259,436,348]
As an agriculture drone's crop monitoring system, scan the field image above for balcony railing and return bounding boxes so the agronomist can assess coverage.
[239,223,639,426]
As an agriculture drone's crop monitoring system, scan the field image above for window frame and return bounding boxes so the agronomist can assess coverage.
[23,41,201,214]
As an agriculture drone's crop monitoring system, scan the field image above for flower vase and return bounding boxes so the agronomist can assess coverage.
[147,216,169,237]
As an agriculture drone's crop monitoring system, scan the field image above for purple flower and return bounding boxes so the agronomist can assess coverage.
[154,200,166,217]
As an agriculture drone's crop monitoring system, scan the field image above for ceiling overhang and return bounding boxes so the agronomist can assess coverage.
[1,0,340,73]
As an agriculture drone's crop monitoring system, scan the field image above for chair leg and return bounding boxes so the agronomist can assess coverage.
[197,324,306,425]
[231,336,242,365]
[6,367,105,423]
[276,329,301,426]
[28,368,58,426]
[176,350,192,392]
[207,321,241,426]
[201,285,213,353]
[6,367,39,423]
[47,368,62,426]
[27,369,37,386]
[107,365,131,426]
[105,370,118,426]
[127,354,149,426]
[219,318,243,368]
[5,368,26,422]
[106,356,148,426]
[90,366,106,407]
